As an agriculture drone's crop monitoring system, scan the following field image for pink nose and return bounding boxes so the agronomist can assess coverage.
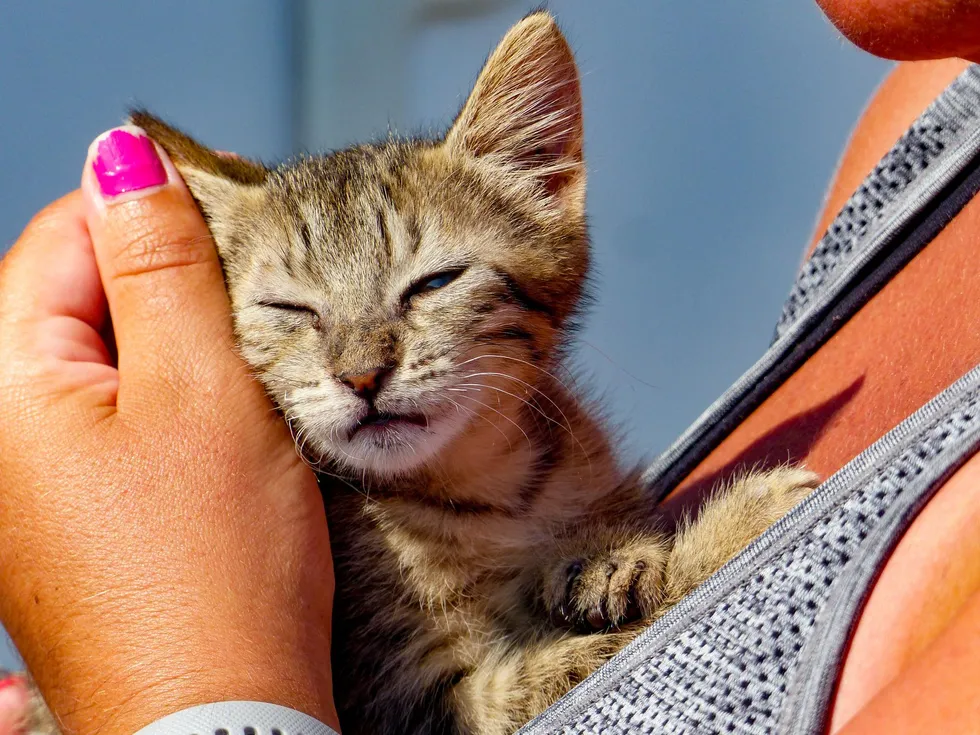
[337,366,390,399]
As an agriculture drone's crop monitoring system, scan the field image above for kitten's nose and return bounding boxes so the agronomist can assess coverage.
[337,365,391,400]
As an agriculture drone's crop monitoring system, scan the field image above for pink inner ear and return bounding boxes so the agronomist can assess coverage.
[531,142,565,160]
[517,77,582,196]
[447,13,583,199]
[522,142,574,196]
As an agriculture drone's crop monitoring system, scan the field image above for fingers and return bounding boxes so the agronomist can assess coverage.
[80,126,238,403]
[0,191,118,413]
[0,191,108,353]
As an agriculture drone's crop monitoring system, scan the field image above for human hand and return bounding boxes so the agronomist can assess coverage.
[0,127,338,734]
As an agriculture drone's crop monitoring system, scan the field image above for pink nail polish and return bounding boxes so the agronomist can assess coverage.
[91,127,167,198]
[0,676,22,693]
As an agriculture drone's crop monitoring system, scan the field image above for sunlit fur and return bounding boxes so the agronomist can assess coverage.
[21,12,818,735]
[221,134,590,479]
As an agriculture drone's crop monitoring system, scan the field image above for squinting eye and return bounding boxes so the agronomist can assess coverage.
[256,301,322,329]
[424,273,457,291]
[402,267,467,305]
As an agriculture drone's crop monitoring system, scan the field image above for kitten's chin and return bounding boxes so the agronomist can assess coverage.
[325,409,469,478]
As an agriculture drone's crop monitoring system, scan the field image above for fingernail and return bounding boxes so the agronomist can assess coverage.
[90,125,168,199]
[0,677,22,693]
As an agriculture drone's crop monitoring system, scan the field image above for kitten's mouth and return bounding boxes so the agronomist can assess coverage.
[349,410,429,438]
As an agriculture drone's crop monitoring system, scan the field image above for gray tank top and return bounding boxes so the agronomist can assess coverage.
[518,64,980,735]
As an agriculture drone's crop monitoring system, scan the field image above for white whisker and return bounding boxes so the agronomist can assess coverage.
[448,388,532,449]
[457,353,575,393]
[445,396,513,450]
[457,372,593,476]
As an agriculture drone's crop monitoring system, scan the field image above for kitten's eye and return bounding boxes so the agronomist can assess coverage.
[425,273,456,290]
[257,301,322,329]
[402,268,466,304]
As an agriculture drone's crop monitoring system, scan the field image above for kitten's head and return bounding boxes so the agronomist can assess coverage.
[134,11,588,478]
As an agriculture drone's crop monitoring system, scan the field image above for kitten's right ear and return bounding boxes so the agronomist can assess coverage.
[444,11,583,207]
[128,109,269,223]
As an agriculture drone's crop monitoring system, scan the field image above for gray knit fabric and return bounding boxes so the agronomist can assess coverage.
[774,64,980,340]
[518,65,980,735]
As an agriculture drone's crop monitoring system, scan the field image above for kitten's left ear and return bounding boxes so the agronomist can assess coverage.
[127,110,269,236]
[445,11,584,206]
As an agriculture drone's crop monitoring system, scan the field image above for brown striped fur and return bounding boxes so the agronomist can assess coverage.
[23,11,817,735]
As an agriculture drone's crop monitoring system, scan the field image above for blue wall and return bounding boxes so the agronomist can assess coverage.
[0,0,294,249]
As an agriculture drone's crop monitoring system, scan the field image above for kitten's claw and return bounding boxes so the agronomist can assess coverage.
[548,541,669,632]
[740,466,821,514]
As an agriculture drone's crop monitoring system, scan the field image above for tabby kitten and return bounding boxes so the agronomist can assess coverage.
[25,10,817,735]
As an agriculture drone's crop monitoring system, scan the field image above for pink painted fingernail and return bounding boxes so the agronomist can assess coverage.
[91,126,167,199]
[0,677,22,693]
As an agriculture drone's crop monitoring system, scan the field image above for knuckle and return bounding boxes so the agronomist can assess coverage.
[109,220,215,281]
[22,194,78,237]
[1,193,80,279]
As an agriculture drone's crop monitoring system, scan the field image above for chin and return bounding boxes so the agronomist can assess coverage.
[326,409,470,479]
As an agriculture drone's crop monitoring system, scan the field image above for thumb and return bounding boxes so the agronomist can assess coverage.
[81,125,238,405]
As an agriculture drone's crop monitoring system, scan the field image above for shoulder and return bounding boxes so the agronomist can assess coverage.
[808,59,973,257]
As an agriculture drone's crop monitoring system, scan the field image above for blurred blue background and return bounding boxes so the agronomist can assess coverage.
[0,1,888,671]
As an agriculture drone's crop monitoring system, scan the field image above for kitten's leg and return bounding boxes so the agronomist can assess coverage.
[663,466,819,605]
[454,468,817,734]
[455,630,639,735]
[540,530,672,632]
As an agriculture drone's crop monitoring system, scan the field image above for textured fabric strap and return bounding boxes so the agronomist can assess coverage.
[772,66,980,340]
[132,702,338,735]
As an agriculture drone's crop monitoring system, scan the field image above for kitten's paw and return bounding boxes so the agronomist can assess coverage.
[741,466,820,516]
[547,540,669,633]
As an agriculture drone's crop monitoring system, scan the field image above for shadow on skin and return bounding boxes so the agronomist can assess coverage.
[660,375,865,523]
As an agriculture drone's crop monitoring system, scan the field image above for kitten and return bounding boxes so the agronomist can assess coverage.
[24,11,817,735]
